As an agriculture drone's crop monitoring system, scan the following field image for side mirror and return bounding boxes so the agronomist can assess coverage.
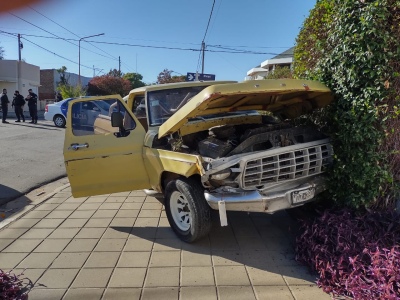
[111,112,123,127]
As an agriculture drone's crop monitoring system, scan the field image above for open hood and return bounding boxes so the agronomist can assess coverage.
[158,79,333,138]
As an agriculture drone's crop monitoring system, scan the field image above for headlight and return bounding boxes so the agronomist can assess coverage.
[210,169,231,180]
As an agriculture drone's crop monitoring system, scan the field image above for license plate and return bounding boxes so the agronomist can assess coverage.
[292,188,315,204]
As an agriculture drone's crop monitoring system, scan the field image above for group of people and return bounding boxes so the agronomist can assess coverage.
[1,88,38,124]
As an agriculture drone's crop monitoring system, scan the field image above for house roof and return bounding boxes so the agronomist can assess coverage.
[272,47,295,59]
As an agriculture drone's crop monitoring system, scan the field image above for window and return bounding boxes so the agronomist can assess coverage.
[71,99,136,136]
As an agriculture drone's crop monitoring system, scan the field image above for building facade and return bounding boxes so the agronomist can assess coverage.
[0,60,40,112]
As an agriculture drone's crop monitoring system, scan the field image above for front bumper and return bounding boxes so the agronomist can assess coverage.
[204,176,326,214]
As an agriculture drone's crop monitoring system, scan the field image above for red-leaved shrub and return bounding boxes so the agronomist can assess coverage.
[295,209,400,299]
[0,270,29,300]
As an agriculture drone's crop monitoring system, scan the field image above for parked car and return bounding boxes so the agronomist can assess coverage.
[63,80,334,242]
[45,97,110,127]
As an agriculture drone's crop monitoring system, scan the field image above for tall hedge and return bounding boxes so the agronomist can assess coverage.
[294,0,400,209]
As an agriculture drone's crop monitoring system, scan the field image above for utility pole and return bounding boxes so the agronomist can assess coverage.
[201,41,205,74]
[18,34,22,61]
[119,56,121,75]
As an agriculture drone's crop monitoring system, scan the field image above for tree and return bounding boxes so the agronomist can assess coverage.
[87,75,132,96]
[107,68,123,78]
[0,43,4,60]
[264,66,293,79]
[56,66,69,85]
[58,84,86,98]
[157,69,185,84]
[123,72,145,89]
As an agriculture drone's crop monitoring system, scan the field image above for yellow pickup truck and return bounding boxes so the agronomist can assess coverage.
[63,79,333,242]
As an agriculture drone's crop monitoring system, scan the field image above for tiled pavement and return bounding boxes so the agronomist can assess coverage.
[0,185,331,300]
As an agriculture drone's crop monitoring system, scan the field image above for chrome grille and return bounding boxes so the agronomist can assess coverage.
[242,143,332,189]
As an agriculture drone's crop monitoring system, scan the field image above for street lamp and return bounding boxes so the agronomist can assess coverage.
[79,33,105,85]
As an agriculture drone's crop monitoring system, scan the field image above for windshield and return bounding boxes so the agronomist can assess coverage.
[147,85,210,126]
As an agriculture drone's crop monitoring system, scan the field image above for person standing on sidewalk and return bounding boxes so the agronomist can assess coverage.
[27,89,38,124]
[1,88,10,123]
[11,90,25,122]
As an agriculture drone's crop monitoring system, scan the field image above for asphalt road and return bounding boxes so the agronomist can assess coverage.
[0,118,66,204]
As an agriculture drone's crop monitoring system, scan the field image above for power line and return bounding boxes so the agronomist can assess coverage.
[202,0,216,42]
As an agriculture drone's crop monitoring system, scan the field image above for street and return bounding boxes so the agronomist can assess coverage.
[0,118,66,204]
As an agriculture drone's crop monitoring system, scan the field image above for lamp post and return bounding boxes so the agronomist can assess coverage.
[79,33,104,85]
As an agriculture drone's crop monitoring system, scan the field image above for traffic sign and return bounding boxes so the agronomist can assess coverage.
[186,72,216,81]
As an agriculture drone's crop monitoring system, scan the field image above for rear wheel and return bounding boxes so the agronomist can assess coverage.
[53,114,66,128]
[165,177,212,243]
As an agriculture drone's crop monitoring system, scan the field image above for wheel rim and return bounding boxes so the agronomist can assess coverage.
[55,116,64,126]
[170,191,192,231]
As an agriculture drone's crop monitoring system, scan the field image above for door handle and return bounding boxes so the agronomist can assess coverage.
[69,143,89,151]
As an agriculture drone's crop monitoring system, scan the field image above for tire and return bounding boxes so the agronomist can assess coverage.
[53,114,66,128]
[165,177,212,243]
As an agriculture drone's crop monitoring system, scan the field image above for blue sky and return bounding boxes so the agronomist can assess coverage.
[0,0,317,84]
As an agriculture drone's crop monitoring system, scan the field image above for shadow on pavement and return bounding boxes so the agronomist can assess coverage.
[0,184,32,219]
[10,123,62,131]
[112,211,318,284]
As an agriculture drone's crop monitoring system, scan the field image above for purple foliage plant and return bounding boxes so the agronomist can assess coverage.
[0,269,30,300]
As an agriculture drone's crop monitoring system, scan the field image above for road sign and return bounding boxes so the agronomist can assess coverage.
[186,72,216,82]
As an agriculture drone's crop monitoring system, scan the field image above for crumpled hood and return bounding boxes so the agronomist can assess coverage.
[158,79,333,138]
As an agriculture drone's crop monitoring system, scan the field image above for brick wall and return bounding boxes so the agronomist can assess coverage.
[39,69,55,100]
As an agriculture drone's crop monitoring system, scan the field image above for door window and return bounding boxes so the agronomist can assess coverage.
[71,99,136,136]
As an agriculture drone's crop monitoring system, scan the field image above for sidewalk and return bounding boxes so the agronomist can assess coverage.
[0,182,331,300]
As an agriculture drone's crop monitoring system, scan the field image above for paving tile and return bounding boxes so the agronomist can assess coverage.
[101,227,130,239]
[14,268,46,284]
[45,210,73,219]
[112,191,131,196]
[214,266,251,286]
[280,265,318,285]
[63,288,104,300]
[129,226,157,239]
[104,196,126,203]
[47,228,80,239]
[54,203,80,210]
[76,203,103,210]
[17,252,58,268]
[94,238,126,252]
[120,202,143,209]
[2,239,43,252]
[51,252,90,268]
[149,250,180,267]
[59,219,88,228]
[180,286,217,300]
[144,196,160,203]
[37,268,79,288]
[254,286,295,300]
[33,238,71,253]
[124,238,154,252]
[217,286,256,300]
[141,287,178,300]
[35,203,59,211]
[84,218,112,228]
[181,266,215,286]
[141,202,163,210]
[84,252,120,268]
[99,203,122,210]
[210,235,239,250]
[133,217,159,227]
[212,250,243,266]
[108,268,147,288]
[0,253,29,269]
[145,267,179,287]
[181,251,212,266]
[115,210,139,218]
[75,228,106,239]
[7,218,40,228]
[290,285,331,300]
[86,196,108,202]
[236,235,267,250]
[246,266,287,286]
[138,209,161,218]
[68,210,96,219]
[33,219,65,229]
[103,288,141,300]
[0,238,14,251]
[91,210,118,218]
[65,196,88,203]
[18,228,54,239]
[28,288,66,300]
[242,250,285,268]
[117,251,151,268]
[263,237,293,252]
[46,197,67,204]
[109,218,136,227]
[129,191,146,196]
[152,238,182,251]
[53,192,72,198]
[63,238,98,252]
[155,227,177,239]
[71,268,113,288]
[22,210,50,219]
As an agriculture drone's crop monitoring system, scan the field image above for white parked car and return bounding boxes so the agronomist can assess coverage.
[45,97,111,127]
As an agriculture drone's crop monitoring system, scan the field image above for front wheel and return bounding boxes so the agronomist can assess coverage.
[165,177,212,243]
[53,114,66,128]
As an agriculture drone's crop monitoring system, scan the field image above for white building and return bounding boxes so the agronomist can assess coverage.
[0,60,40,112]
[246,47,294,80]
